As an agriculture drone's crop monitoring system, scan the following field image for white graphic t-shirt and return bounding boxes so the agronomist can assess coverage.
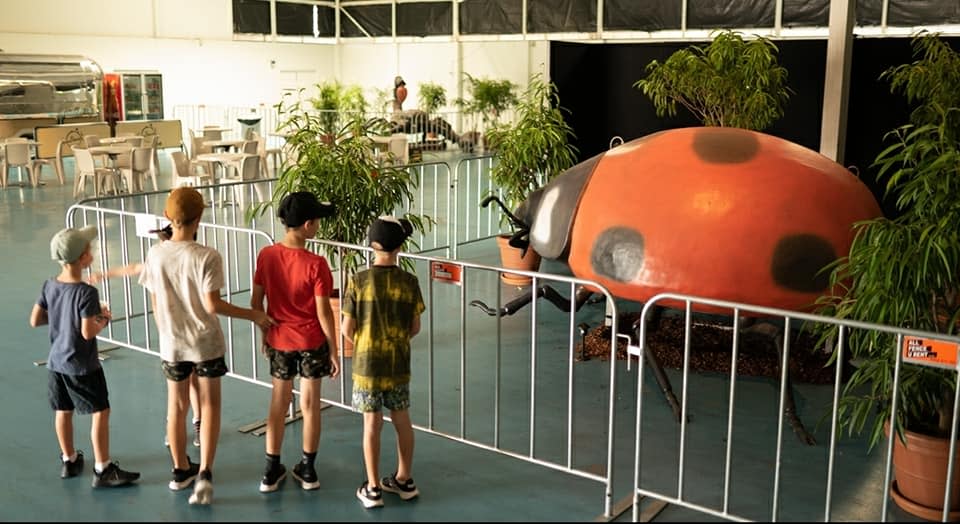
[139,240,227,363]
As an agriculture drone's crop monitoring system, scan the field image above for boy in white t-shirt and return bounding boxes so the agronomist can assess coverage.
[138,187,274,505]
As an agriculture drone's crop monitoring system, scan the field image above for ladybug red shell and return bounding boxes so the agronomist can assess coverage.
[516,127,882,313]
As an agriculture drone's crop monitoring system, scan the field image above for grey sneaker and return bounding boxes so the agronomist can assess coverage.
[169,458,200,491]
[356,481,384,509]
[381,474,419,500]
[259,463,286,493]
[60,451,84,479]
[91,462,140,488]
[291,461,320,490]
[189,471,213,505]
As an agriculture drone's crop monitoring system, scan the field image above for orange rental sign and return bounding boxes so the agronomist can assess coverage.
[430,261,462,286]
[902,336,959,369]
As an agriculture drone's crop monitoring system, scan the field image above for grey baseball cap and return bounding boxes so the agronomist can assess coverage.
[50,226,97,264]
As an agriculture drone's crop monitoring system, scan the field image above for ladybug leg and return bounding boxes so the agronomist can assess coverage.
[470,284,576,317]
[632,314,683,423]
[745,322,817,446]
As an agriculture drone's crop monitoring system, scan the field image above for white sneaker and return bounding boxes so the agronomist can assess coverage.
[188,478,213,505]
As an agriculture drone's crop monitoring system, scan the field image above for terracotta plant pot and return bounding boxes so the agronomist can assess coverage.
[887,422,960,520]
[496,234,541,286]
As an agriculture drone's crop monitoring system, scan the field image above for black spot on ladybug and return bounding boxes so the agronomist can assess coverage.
[771,234,836,292]
[591,227,644,283]
[692,128,759,164]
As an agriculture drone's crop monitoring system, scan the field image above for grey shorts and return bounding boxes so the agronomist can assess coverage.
[48,368,109,414]
[161,356,228,382]
[265,342,334,380]
[352,383,410,413]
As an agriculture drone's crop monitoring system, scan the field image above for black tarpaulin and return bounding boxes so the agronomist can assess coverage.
[233,0,270,34]
[603,0,682,31]
[341,4,392,38]
[460,0,523,34]
[889,0,960,25]
[687,0,776,28]
[783,0,829,27]
[527,0,597,33]
[397,1,453,36]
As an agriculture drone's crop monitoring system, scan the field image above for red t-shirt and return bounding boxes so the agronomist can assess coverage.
[253,244,334,351]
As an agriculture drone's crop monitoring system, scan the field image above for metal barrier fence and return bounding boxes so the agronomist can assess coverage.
[62,200,623,519]
[629,293,960,522]
[451,154,503,258]
[65,203,276,390]
[76,156,487,259]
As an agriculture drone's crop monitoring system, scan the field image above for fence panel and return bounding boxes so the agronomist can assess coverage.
[629,292,960,522]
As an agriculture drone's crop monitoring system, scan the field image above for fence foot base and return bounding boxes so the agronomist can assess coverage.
[237,402,331,436]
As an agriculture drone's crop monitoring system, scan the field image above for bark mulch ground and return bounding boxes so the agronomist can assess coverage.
[576,313,840,385]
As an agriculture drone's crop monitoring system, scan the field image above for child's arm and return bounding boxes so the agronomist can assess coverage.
[251,284,265,312]
[410,315,421,338]
[80,306,111,341]
[204,290,275,330]
[316,295,340,377]
[29,304,48,327]
[87,263,144,285]
[341,315,356,345]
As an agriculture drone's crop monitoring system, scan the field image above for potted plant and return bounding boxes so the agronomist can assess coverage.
[250,99,432,354]
[813,32,960,520]
[482,74,578,285]
[633,29,791,130]
[455,73,518,151]
[418,81,447,140]
[310,80,367,140]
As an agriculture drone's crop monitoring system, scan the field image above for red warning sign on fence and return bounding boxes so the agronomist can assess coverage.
[902,336,959,368]
[430,261,462,286]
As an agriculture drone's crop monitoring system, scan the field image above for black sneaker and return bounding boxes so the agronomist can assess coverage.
[60,451,84,479]
[192,419,201,448]
[189,470,213,505]
[356,481,384,508]
[169,458,200,491]
[91,462,140,488]
[259,463,286,493]
[381,474,419,500]
[291,461,320,491]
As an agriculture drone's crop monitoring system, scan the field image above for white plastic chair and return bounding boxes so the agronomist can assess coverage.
[170,150,212,188]
[72,146,119,198]
[119,147,154,193]
[0,141,50,188]
[220,153,264,209]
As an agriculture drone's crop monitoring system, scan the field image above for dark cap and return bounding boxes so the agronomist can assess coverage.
[394,75,406,87]
[278,191,334,228]
[368,215,413,252]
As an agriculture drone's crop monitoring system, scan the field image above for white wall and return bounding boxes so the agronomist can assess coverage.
[0,0,334,113]
[0,0,550,116]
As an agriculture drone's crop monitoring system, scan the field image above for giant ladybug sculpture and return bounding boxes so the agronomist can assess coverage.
[474,126,882,444]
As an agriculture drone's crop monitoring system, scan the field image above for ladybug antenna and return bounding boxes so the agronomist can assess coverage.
[480,195,529,231]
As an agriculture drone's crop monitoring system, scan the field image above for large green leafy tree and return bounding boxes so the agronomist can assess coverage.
[634,30,791,131]
[815,32,960,449]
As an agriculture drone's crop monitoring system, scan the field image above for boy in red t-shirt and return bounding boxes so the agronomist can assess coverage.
[251,191,340,492]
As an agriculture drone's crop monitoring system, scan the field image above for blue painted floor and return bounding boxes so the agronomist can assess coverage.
[0,151,926,521]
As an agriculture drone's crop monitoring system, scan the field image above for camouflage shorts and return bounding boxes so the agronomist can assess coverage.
[162,357,228,381]
[266,343,333,380]
[351,383,410,413]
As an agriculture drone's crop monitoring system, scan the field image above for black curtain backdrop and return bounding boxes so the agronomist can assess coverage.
[550,36,960,218]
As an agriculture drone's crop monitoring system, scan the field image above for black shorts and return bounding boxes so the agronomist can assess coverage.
[161,356,228,382]
[48,368,109,414]
[266,343,333,381]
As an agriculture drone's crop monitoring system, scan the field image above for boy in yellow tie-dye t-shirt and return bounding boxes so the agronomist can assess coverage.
[341,216,425,509]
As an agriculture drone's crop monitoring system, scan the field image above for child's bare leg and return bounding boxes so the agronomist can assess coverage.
[167,378,190,469]
[265,377,293,455]
[189,373,201,424]
[54,410,75,458]
[299,377,322,454]
[196,376,221,472]
[90,408,111,465]
[362,411,383,487]
[390,409,414,481]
